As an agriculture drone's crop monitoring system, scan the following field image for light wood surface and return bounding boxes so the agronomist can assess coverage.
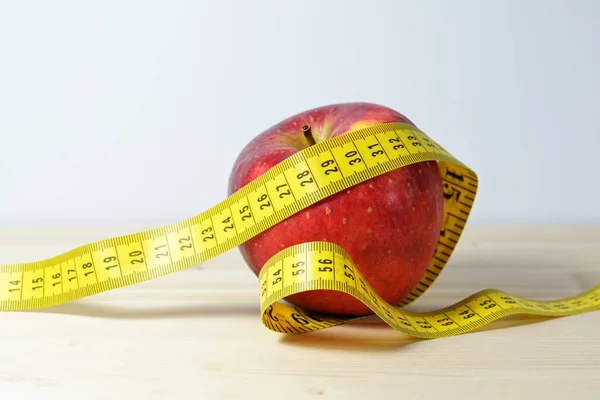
[0,224,599,399]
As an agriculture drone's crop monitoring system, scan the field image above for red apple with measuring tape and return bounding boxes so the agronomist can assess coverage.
[228,102,443,316]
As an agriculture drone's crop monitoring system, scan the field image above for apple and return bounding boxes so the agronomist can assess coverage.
[227,102,443,316]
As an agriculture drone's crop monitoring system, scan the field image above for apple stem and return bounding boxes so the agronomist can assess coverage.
[302,124,316,147]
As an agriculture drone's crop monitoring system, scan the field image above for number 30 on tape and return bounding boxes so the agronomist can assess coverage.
[1,122,598,339]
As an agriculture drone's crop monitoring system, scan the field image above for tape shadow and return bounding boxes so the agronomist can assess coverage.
[278,322,423,352]
[30,300,260,320]
[277,313,560,352]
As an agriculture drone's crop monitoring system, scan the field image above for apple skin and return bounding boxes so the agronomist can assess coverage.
[227,102,443,316]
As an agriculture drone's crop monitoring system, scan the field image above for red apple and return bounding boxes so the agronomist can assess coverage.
[228,102,443,316]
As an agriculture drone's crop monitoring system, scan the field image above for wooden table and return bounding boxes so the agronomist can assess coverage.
[0,224,598,399]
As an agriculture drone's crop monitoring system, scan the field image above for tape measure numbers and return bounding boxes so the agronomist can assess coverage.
[1,122,598,338]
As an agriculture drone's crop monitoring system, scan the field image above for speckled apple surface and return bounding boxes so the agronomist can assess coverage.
[228,102,443,316]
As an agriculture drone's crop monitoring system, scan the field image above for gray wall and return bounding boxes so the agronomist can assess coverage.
[1,0,598,225]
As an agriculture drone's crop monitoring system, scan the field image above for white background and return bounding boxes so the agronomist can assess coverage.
[1,0,598,227]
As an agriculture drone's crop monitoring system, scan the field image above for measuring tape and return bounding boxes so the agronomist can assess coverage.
[1,122,598,338]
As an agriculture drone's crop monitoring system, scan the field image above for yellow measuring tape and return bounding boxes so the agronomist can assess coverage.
[1,122,598,338]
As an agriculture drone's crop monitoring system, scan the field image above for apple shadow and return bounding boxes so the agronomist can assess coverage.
[29,300,260,320]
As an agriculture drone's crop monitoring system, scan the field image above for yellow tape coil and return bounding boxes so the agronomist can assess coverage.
[1,122,598,338]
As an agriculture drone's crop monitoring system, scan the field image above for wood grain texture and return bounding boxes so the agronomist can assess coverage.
[0,224,598,399]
